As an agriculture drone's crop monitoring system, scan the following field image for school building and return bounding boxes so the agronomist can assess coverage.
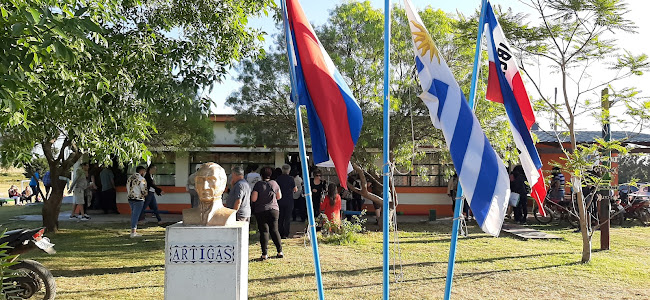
[114,115,650,217]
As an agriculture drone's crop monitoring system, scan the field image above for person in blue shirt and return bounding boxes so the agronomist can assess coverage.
[42,171,51,200]
[29,170,45,202]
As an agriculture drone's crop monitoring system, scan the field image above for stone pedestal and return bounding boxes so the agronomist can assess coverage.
[165,222,249,300]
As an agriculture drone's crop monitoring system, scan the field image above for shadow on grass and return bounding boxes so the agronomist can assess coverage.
[57,285,164,295]
[51,264,165,278]
[250,259,581,298]
[249,251,573,283]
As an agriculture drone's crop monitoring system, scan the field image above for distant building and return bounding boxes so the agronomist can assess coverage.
[113,115,650,217]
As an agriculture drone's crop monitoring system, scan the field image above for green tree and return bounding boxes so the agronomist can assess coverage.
[618,154,650,184]
[0,0,274,232]
[515,0,649,262]
[226,2,522,205]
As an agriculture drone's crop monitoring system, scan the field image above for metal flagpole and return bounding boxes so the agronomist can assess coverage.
[444,0,487,299]
[280,1,325,299]
[382,0,391,299]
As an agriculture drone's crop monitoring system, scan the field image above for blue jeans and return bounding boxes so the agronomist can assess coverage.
[129,200,145,230]
[139,192,162,222]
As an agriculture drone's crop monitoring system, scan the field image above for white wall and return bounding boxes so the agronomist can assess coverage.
[175,152,189,188]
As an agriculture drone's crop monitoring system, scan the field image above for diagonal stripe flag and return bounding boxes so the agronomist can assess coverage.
[286,0,362,189]
[404,0,510,236]
[484,1,547,215]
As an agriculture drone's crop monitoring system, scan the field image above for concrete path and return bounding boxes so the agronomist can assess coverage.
[501,223,561,239]
[13,209,182,224]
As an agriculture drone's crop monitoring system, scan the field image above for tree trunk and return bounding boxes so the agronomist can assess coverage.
[42,172,66,233]
[570,130,592,263]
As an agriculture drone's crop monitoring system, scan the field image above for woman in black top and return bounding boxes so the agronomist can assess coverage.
[310,169,327,219]
[251,167,283,260]
[140,164,164,225]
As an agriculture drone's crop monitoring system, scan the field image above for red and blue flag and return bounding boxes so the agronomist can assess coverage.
[484,1,546,215]
[285,0,363,189]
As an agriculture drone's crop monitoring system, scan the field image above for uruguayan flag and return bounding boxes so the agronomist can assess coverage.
[404,0,510,236]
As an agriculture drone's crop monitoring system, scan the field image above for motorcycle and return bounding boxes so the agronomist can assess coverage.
[611,191,650,226]
[1,227,56,299]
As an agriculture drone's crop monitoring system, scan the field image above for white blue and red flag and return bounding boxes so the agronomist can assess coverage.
[404,0,510,236]
[484,2,546,215]
[285,0,363,188]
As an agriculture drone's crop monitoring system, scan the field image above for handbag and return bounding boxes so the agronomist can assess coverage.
[509,192,520,207]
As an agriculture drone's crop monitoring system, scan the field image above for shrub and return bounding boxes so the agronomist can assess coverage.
[318,210,367,245]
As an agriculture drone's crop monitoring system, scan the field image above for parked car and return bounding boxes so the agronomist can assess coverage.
[628,184,650,201]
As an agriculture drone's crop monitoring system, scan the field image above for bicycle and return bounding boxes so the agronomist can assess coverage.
[533,193,580,227]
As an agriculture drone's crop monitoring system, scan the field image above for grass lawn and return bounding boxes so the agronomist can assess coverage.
[1,205,648,299]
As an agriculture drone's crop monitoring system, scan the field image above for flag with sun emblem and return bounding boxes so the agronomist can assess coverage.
[404,0,510,236]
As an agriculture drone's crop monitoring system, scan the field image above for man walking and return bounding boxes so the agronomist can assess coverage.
[226,166,252,222]
[275,164,297,239]
[127,166,147,238]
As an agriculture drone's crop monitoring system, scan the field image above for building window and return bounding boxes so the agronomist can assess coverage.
[125,152,176,186]
[394,153,451,187]
[190,152,275,175]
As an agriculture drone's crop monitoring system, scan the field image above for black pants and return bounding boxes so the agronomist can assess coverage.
[514,196,528,223]
[292,197,306,221]
[101,188,118,213]
[279,203,294,238]
[452,198,470,217]
[312,197,321,219]
[255,210,282,256]
[30,185,45,202]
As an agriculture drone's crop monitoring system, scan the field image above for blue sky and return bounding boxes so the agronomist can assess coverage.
[210,0,523,113]
[210,0,649,132]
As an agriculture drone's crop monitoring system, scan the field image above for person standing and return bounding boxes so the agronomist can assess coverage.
[29,169,45,202]
[140,164,164,225]
[100,166,119,214]
[276,164,297,239]
[127,166,148,238]
[251,167,283,261]
[510,165,529,224]
[292,172,305,222]
[42,171,51,201]
[68,163,90,220]
[550,166,566,202]
[245,164,262,188]
[186,165,200,208]
[226,166,251,222]
[310,169,327,219]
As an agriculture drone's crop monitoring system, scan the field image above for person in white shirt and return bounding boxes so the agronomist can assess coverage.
[126,166,147,238]
[245,164,262,188]
[68,163,91,220]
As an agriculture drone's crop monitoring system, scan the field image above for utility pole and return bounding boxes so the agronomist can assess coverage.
[599,88,611,250]
[554,87,558,131]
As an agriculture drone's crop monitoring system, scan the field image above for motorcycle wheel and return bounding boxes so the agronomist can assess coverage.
[534,204,553,224]
[7,259,56,300]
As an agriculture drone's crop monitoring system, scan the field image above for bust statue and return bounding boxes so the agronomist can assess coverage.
[182,162,237,226]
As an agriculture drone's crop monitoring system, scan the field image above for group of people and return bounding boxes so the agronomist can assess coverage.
[126,165,166,238]
[7,185,35,205]
[6,169,53,205]
[447,165,568,225]
[190,163,357,261]
[67,163,121,220]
